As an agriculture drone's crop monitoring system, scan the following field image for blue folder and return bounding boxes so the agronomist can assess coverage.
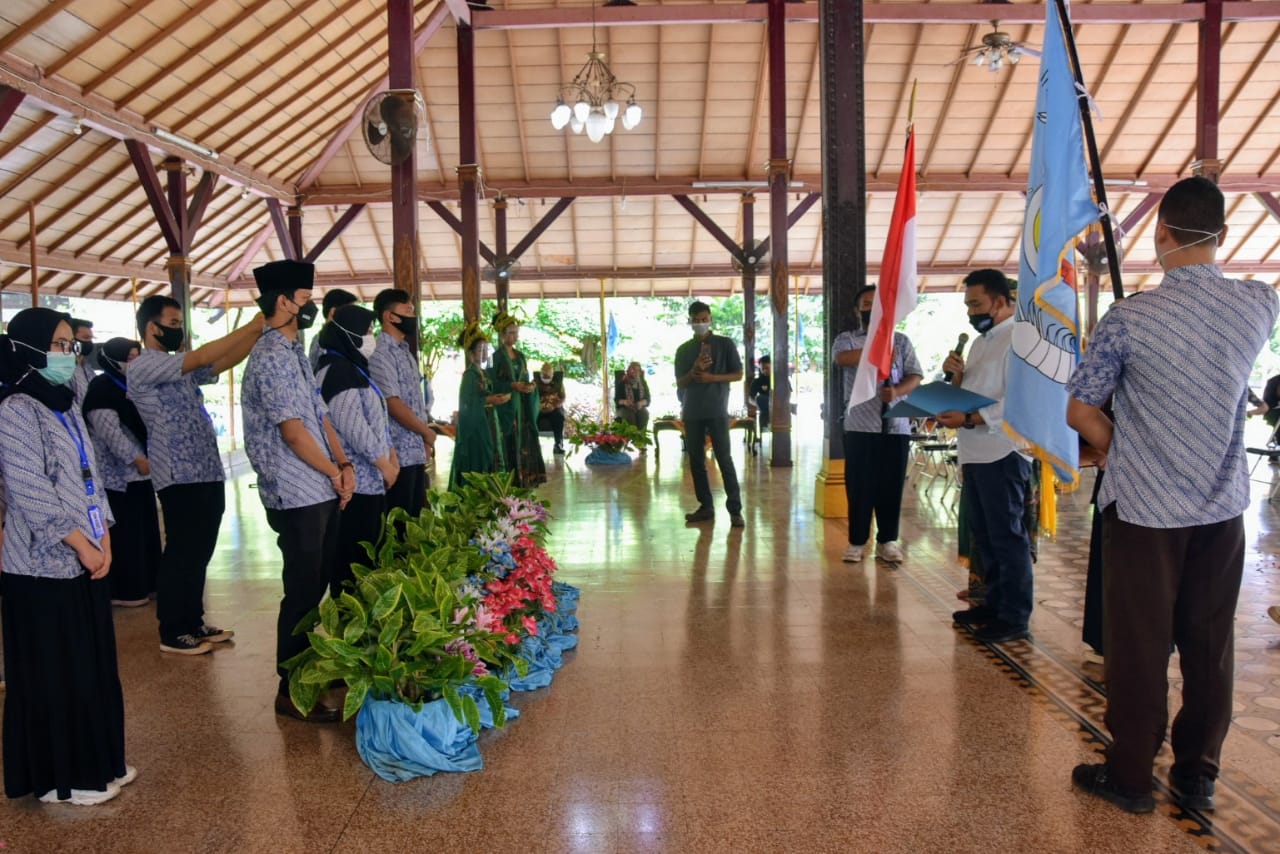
[885,381,997,418]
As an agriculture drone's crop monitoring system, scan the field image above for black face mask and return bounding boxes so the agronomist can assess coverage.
[969,313,995,335]
[860,310,873,329]
[154,325,185,353]
[294,300,319,331]
[391,313,417,338]
[78,340,94,358]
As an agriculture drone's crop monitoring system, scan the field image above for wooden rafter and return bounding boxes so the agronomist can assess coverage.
[1223,207,1268,265]
[0,113,56,163]
[0,0,79,56]
[874,25,924,178]
[0,148,128,235]
[790,32,822,169]
[0,129,90,201]
[920,24,978,177]
[45,0,166,80]
[505,29,532,183]
[1099,25,1182,164]
[966,195,1003,266]
[80,0,224,94]
[742,26,770,180]
[931,196,963,267]
[1223,83,1280,175]
[696,25,718,181]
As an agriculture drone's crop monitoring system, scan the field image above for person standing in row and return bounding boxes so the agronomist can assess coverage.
[1067,176,1278,814]
[674,301,744,528]
[369,289,434,517]
[241,260,353,723]
[450,321,508,489]
[82,337,161,608]
[316,303,398,598]
[308,288,359,371]
[490,312,546,486]
[833,284,924,564]
[0,308,133,806]
[68,317,96,405]
[129,295,262,655]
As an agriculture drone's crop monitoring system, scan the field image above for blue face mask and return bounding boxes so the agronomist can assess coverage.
[38,352,77,386]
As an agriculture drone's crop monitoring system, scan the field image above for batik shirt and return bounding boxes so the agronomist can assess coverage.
[70,360,96,405]
[368,334,428,467]
[1067,264,1278,528]
[86,408,147,493]
[0,396,114,579]
[316,365,392,497]
[832,329,923,435]
[127,350,224,491]
[242,328,336,511]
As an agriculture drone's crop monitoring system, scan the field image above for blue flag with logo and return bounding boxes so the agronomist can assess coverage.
[1004,0,1099,489]
[607,311,619,351]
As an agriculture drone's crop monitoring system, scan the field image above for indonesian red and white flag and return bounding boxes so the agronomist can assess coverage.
[848,128,918,411]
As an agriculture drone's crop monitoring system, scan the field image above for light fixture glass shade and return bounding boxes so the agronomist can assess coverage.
[605,115,616,134]
[973,51,986,66]
[585,110,607,142]
[623,102,642,130]
[573,100,590,123]
[991,55,1003,71]
[603,100,620,120]
[550,102,572,129]
[1008,49,1021,64]
[570,116,585,134]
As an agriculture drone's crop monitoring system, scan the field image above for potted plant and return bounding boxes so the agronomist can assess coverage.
[566,417,651,464]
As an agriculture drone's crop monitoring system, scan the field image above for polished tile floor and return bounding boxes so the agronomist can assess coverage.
[4,433,1280,853]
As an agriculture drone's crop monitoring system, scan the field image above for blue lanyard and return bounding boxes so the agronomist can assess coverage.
[322,350,393,444]
[54,411,95,497]
[106,374,127,393]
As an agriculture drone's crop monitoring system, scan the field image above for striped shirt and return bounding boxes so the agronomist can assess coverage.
[128,350,224,491]
[242,328,336,510]
[832,329,923,435]
[0,396,113,579]
[86,408,148,492]
[1067,264,1278,528]
[70,360,96,405]
[316,366,391,496]
[368,334,428,467]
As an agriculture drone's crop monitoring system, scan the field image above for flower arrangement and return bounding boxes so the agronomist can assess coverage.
[566,417,651,454]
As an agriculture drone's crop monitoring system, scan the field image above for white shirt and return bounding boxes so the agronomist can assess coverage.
[957,315,1028,466]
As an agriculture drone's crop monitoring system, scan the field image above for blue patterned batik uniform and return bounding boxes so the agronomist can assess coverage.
[85,409,147,493]
[127,350,224,491]
[242,328,336,510]
[368,334,428,467]
[0,396,114,579]
[316,365,391,497]
[1067,264,1278,528]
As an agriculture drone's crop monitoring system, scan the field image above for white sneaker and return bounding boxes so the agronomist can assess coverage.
[842,544,865,563]
[39,785,120,806]
[113,766,138,787]
[876,541,905,563]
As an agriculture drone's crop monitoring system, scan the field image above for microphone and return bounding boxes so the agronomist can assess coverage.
[943,333,969,382]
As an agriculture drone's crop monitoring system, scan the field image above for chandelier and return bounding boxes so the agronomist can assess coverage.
[549,34,640,142]
[971,27,1022,72]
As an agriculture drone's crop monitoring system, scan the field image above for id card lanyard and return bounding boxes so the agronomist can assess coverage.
[323,350,394,445]
[54,410,107,540]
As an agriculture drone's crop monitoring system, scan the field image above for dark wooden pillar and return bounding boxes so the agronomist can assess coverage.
[741,192,756,410]
[389,0,421,346]
[814,0,866,516]
[457,21,481,324]
[1192,0,1223,182]
[766,0,792,467]
[494,196,509,312]
[287,205,304,259]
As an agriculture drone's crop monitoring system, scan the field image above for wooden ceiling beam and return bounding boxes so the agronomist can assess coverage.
[920,24,977,177]
[79,0,224,94]
[743,26,769,181]
[1099,25,1182,165]
[45,0,165,79]
[874,25,924,178]
[0,240,222,288]
[0,0,79,55]
[0,146,125,235]
[0,129,88,200]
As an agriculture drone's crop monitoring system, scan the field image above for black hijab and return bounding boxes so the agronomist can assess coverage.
[316,304,377,404]
[82,337,148,444]
[0,307,75,413]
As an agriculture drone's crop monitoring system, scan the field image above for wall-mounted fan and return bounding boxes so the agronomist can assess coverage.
[362,89,424,165]
[483,259,523,283]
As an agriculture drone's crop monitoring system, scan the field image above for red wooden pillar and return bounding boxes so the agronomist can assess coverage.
[741,193,757,410]
[457,21,481,324]
[494,196,509,313]
[1193,0,1223,182]
[389,0,422,341]
[767,0,792,467]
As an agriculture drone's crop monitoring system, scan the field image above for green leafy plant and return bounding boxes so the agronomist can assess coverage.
[566,417,652,454]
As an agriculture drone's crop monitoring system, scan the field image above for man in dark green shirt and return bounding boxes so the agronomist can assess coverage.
[674,301,744,527]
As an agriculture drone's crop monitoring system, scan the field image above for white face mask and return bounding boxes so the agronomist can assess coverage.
[691,322,711,337]
[357,334,377,361]
[1156,224,1222,269]
[540,371,553,382]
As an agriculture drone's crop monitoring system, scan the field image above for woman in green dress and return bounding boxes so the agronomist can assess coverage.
[489,313,547,487]
[449,322,508,490]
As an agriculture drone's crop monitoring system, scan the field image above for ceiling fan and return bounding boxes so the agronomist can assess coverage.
[956,21,1041,72]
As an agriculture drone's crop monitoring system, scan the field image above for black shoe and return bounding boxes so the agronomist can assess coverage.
[685,507,714,523]
[1071,763,1155,814]
[952,606,997,626]
[729,514,745,529]
[1169,772,1215,812]
[554,445,565,455]
[972,620,1031,644]
[275,691,341,723]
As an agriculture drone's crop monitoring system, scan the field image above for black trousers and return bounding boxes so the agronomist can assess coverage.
[267,500,340,691]
[684,416,742,514]
[105,480,162,602]
[155,481,225,640]
[537,409,566,444]
[842,431,911,545]
[385,463,426,518]
[333,492,386,598]
[1101,505,1245,792]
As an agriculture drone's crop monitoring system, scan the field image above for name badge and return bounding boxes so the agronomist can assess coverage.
[87,505,106,539]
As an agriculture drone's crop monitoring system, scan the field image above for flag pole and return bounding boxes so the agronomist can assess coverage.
[1052,0,1124,300]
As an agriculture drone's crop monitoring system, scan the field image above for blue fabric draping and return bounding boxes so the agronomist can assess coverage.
[355,697,483,782]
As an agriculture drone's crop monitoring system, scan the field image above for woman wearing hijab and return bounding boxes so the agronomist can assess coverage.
[450,321,507,490]
[0,308,131,806]
[82,337,160,607]
[315,304,398,597]
[489,312,546,486]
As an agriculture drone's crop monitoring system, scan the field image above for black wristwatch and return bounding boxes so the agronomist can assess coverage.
[962,412,976,429]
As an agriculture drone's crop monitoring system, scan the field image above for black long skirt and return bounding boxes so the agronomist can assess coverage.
[106,481,162,602]
[2,572,127,800]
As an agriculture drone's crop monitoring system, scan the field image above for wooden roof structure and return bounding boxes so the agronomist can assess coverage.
[1,0,1279,308]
